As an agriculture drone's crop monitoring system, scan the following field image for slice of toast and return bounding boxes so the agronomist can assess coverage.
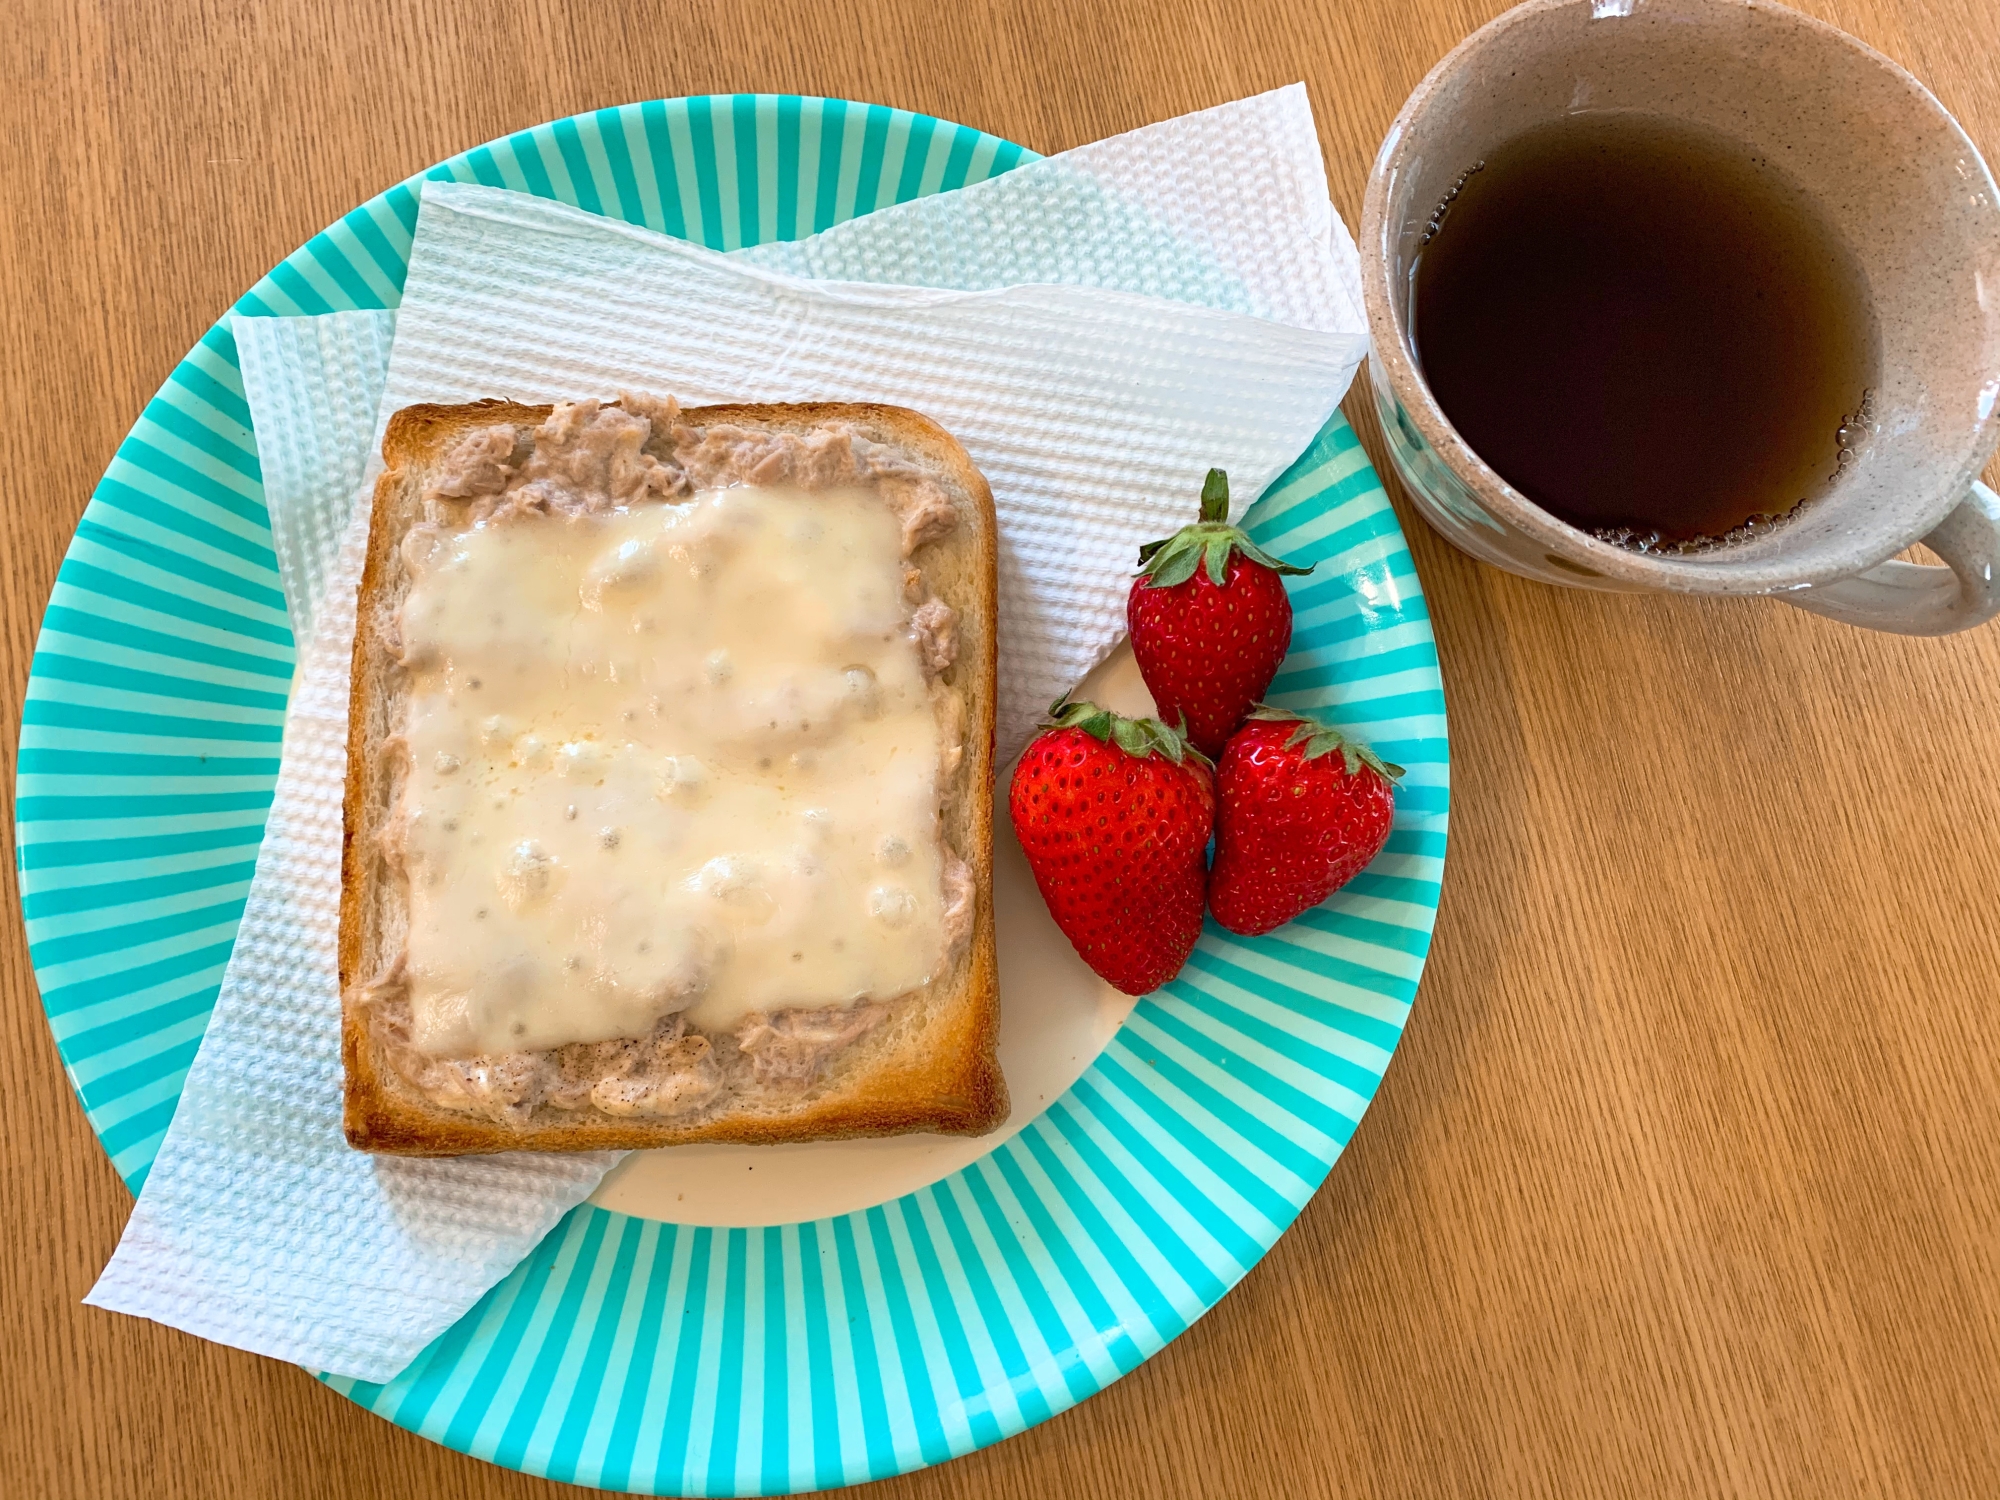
[340,397,1004,1155]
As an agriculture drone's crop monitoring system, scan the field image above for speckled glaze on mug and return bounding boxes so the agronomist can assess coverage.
[1361,0,2000,634]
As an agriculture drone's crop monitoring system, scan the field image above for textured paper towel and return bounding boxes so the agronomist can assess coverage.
[378,182,1366,759]
[231,310,397,647]
[83,491,618,1382]
[87,91,1365,1382]
[737,84,1365,335]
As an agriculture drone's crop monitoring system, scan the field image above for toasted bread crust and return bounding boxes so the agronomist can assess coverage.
[340,399,1003,1155]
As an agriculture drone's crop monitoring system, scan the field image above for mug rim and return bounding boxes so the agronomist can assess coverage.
[1359,0,2000,594]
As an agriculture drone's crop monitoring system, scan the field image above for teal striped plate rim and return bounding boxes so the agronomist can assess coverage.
[18,96,1448,1493]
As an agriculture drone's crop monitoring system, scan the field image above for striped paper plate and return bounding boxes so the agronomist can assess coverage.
[18,97,1449,1493]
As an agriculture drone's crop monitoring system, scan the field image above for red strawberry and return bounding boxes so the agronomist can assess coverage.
[1128,468,1313,759]
[1207,705,1402,937]
[1009,700,1215,996]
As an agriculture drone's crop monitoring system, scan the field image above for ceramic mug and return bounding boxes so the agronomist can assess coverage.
[1360,0,2000,635]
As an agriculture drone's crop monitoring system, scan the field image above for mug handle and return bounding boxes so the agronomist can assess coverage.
[1782,480,2000,636]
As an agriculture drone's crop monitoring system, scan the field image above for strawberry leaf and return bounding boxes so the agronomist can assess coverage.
[1145,537,1206,589]
[1040,700,1212,767]
[1230,535,1316,577]
[1203,535,1232,587]
[1246,703,1405,781]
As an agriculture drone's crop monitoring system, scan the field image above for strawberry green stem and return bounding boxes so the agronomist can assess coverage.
[1136,469,1315,588]
[1246,704,1405,781]
[1199,467,1229,522]
[1042,698,1213,767]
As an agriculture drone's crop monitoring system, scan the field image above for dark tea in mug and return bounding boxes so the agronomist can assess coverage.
[1411,112,1877,551]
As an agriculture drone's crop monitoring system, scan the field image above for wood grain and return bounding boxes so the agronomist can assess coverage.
[6,0,1999,1494]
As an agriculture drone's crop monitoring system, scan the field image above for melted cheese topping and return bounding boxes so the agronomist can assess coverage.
[395,485,947,1056]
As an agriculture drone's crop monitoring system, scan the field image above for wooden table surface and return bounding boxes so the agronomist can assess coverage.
[7,0,2000,1495]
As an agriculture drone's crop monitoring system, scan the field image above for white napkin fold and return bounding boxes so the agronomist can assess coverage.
[231,311,396,649]
[86,89,1367,1384]
[735,83,1364,336]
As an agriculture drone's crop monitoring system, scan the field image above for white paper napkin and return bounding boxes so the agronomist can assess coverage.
[87,90,1366,1384]
[231,310,396,649]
